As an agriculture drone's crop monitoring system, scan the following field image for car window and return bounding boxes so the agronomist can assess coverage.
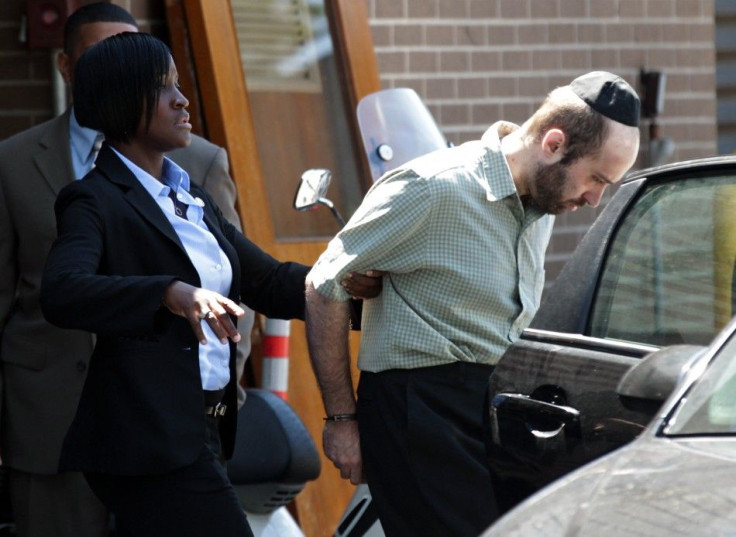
[664,332,736,435]
[590,175,736,347]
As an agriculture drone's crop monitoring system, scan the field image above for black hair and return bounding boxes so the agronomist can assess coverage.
[73,32,172,144]
[63,2,139,54]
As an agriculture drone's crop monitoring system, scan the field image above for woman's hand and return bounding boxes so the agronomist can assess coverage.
[341,270,385,300]
[162,281,245,345]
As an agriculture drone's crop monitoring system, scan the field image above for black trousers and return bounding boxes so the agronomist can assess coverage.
[84,416,252,537]
[357,362,499,537]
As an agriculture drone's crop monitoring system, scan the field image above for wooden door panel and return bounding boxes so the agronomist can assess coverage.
[180,1,380,534]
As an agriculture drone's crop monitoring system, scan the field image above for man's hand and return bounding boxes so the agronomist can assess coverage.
[162,281,245,345]
[324,421,364,485]
[341,270,385,300]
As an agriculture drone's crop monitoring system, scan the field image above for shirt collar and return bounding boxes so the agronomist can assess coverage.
[69,106,101,163]
[479,121,520,202]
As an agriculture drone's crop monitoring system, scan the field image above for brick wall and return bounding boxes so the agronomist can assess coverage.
[0,0,166,140]
[364,0,718,279]
[0,0,718,281]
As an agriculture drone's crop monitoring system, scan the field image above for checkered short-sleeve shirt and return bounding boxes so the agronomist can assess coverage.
[309,122,554,371]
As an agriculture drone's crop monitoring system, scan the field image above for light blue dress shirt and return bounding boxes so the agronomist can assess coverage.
[69,107,102,180]
[111,147,234,390]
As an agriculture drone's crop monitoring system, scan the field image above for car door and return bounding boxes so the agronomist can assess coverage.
[487,158,736,512]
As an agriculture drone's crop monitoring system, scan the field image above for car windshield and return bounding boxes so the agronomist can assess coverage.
[665,332,736,436]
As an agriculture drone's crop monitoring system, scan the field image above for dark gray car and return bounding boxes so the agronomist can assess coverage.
[487,156,736,511]
[484,314,736,536]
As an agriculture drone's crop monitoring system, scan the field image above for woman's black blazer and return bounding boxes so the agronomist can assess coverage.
[41,145,308,476]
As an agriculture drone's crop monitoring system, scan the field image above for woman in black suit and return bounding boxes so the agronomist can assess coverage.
[40,32,325,536]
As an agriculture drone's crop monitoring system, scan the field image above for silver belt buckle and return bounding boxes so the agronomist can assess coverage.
[213,402,227,417]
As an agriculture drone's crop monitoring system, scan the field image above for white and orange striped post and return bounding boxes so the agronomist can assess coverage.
[261,318,291,400]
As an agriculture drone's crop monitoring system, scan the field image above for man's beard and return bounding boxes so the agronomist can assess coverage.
[526,161,582,215]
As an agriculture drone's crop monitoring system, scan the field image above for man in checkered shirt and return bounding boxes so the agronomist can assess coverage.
[305,72,641,536]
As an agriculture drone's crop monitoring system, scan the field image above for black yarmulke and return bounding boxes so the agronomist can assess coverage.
[570,71,641,127]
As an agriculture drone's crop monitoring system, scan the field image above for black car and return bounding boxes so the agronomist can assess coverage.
[484,314,736,536]
[487,155,736,512]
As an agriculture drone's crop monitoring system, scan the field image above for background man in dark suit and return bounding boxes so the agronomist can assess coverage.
[0,4,250,536]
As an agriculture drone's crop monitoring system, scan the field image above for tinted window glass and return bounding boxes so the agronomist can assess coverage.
[590,176,736,346]
[665,331,736,435]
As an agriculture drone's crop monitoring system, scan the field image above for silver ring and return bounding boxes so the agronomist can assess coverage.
[204,311,217,321]
[198,310,210,321]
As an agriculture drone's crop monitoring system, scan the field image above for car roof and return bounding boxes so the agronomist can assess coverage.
[622,154,736,185]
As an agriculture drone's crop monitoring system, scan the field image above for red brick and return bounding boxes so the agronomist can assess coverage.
[589,0,618,18]
[673,97,716,117]
[647,48,679,68]
[375,0,406,19]
[634,23,663,43]
[606,24,635,42]
[549,23,577,44]
[488,25,515,46]
[560,49,590,70]
[426,24,455,45]
[457,25,486,46]
[470,102,503,125]
[689,23,714,42]
[394,24,424,46]
[620,0,646,18]
[591,49,621,69]
[502,50,532,70]
[578,23,602,44]
[562,0,589,17]
[470,51,501,71]
[499,0,529,18]
[676,47,714,68]
[530,0,559,18]
[426,77,456,98]
[0,55,31,80]
[518,24,548,45]
[439,103,470,124]
[519,75,552,96]
[532,50,561,70]
[0,115,37,141]
[370,25,393,47]
[502,102,534,124]
[620,48,647,66]
[408,51,438,72]
[408,0,438,18]
[438,0,468,18]
[647,0,676,17]
[0,83,51,109]
[487,76,516,97]
[675,0,703,17]
[440,51,469,72]
[376,51,407,73]
[689,72,716,92]
[469,0,497,19]
[30,54,52,81]
[457,77,487,98]
[0,26,27,53]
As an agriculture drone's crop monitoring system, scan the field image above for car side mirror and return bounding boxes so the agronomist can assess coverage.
[617,344,705,410]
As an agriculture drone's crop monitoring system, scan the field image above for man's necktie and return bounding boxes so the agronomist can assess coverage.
[168,189,189,220]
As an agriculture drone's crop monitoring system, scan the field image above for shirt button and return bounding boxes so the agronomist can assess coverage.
[215,264,222,270]
[76,360,87,372]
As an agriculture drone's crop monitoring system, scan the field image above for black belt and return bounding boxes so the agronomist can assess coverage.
[203,389,227,417]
